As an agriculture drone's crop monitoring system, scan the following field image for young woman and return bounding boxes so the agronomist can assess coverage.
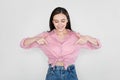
[20,7,101,80]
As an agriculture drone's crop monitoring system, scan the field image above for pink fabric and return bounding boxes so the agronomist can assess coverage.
[20,29,101,69]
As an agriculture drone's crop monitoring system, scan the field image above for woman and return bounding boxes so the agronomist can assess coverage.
[20,7,101,80]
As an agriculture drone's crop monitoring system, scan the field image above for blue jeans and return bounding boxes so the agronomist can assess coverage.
[45,64,78,80]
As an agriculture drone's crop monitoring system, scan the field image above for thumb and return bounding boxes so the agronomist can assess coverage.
[43,39,48,44]
[76,32,81,38]
[75,39,79,45]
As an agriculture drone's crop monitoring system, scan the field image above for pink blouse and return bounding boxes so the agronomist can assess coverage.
[20,29,101,69]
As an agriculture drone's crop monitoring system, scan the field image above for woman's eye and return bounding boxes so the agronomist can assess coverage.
[61,20,65,23]
[54,21,59,23]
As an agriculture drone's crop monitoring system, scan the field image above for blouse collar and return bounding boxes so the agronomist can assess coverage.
[50,29,73,43]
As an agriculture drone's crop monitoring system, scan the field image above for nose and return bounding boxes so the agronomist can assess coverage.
[58,22,62,26]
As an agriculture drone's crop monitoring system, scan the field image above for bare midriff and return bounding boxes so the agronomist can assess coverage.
[55,61,64,66]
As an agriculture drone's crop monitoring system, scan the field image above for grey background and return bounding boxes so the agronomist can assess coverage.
[0,0,120,80]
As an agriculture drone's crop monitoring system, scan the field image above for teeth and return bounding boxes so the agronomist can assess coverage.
[58,26,63,28]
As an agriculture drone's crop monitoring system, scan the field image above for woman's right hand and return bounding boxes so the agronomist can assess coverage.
[36,37,48,45]
[23,37,47,47]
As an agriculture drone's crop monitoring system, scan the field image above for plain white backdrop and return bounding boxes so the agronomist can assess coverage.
[0,0,120,80]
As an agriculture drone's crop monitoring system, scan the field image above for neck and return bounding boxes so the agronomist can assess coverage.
[55,29,68,35]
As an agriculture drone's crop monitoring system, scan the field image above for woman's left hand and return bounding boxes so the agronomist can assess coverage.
[75,34,88,45]
[75,33,99,46]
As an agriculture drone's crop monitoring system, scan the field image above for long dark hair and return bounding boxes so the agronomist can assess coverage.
[49,7,72,32]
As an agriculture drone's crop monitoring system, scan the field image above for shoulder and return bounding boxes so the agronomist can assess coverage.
[70,30,81,38]
[36,31,50,38]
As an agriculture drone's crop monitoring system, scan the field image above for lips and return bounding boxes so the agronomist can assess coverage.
[57,26,64,29]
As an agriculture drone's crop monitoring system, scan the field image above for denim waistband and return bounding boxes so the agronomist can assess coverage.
[48,64,75,71]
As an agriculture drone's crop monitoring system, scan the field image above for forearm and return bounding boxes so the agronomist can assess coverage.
[24,37,39,47]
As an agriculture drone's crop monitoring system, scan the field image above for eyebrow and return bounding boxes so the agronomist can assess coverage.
[61,19,66,20]
[53,19,66,21]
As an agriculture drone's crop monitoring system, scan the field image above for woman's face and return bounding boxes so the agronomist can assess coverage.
[52,13,68,32]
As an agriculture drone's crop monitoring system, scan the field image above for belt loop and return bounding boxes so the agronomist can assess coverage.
[52,66,55,70]
[67,66,70,72]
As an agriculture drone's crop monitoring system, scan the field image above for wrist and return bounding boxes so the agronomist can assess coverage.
[32,37,39,42]
[85,35,90,42]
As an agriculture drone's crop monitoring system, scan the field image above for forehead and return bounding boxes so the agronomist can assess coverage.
[53,13,67,20]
